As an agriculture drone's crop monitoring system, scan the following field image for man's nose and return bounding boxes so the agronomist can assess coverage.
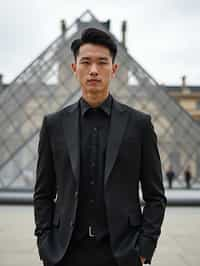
[89,64,98,75]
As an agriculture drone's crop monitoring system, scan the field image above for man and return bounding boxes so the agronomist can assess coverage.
[33,28,167,266]
[184,165,192,189]
[166,165,175,189]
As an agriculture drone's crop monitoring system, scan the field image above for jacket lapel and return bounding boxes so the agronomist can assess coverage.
[62,102,80,185]
[104,99,129,185]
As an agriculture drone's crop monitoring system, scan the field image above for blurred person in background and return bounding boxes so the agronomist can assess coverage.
[166,165,176,189]
[184,165,192,189]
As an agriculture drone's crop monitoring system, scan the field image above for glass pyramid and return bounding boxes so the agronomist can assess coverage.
[0,10,200,190]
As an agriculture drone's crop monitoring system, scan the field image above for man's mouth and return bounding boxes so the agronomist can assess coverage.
[87,79,101,83]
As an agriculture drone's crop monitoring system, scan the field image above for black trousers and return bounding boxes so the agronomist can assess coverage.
[43,235,118,266]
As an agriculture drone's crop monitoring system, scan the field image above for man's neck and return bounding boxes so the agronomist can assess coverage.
[82,93,109,108]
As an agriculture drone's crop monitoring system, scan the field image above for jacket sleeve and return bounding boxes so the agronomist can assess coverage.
[138,115,167,264]
[33,115,57,238]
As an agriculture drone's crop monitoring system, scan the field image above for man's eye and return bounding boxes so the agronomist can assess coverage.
[99,61,108,65]
[81,61,89,64]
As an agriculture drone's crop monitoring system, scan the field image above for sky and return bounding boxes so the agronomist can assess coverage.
[0,0,200,85]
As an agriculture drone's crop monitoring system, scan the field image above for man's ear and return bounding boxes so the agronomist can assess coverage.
[71,63,76,74]
[112,63,119,78]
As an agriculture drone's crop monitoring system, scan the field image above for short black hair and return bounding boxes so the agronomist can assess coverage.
[70,27,117,63]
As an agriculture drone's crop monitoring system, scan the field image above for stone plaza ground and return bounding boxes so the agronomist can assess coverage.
[0,205,199,266]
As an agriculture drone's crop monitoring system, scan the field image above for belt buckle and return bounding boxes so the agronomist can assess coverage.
[89,226,95,238]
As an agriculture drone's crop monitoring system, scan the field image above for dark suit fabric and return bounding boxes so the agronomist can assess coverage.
[33,95,167,266]
[43,235,118,266]
[73,95,111,242]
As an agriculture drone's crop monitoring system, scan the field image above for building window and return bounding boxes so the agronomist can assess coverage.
[197,101,200,109]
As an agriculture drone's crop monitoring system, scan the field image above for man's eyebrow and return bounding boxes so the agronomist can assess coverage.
[79,56,109,61]
[99,57,109,60]
[80,57,91,61]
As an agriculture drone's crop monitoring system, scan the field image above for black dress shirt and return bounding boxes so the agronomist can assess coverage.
[72,94,113,241]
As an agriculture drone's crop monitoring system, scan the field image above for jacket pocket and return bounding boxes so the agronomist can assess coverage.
[128,212,142,227]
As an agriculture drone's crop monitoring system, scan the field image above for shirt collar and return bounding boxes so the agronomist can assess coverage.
[80,94,112,117]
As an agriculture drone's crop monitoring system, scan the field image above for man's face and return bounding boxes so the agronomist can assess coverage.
[71,44,118,100]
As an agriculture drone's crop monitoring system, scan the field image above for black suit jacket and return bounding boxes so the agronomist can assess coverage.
[33,96,167,266]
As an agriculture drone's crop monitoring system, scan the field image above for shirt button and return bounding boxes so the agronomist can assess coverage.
[90,199,94,204]
[74,191,78,198]
[90,180,95,185]
[91,162,95,167]
[93,127,97,131]
[70,221,74,227]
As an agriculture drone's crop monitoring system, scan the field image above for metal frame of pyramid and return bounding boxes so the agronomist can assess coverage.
[0,10,200,191]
